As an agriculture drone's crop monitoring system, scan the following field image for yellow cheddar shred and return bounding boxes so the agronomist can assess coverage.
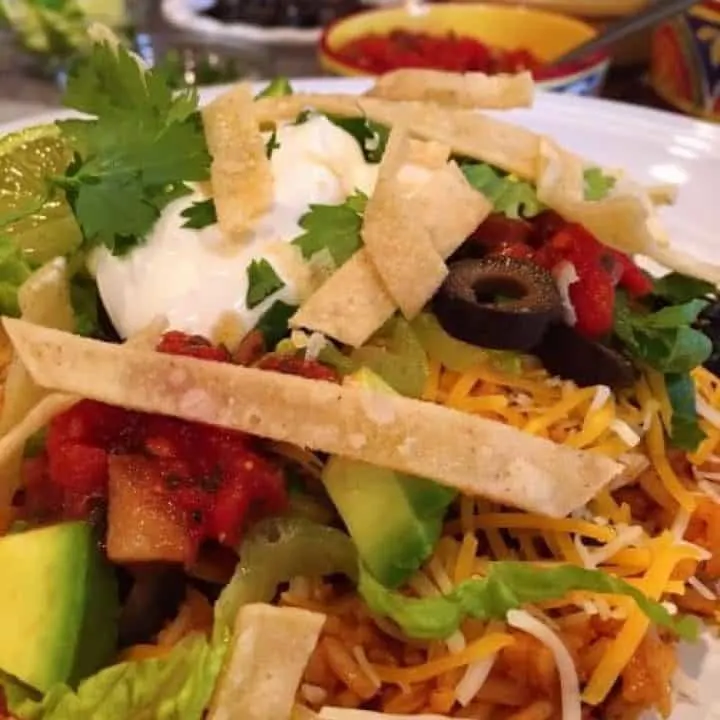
[372,633,515,684]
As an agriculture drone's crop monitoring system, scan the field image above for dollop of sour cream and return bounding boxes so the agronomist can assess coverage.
[92,115,379,342]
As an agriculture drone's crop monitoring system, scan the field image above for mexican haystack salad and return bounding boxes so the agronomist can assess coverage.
[1,29,720,720]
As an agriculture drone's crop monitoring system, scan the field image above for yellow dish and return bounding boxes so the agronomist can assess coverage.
[319,3,611,96]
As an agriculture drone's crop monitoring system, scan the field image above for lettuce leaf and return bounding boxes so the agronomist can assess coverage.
[8,634,224,720]
[214,517,358,643]
[583,167,616,201]
[0,237,33,316]
[461,164,543,219]
[359,561,699,641]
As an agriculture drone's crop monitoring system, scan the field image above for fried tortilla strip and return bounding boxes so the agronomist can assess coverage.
[361,126,448,319]
[319,711,451,720]
[646,183,678,206]
[203,84,272,238]
[0,315,168,499]
[366,69,535,109]
[0,259,76,508]
[359,97,540,179]
[536,139,720,283]
[253,93,538,178]
[5,320,621,517]
[209,604,325,720]
[291,252,394,347]
[291,161,491,346]
[253,93,363,126]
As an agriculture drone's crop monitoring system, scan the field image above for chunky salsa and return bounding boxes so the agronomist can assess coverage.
[463,211,653,338]
[332,30,544,75]
[16,332,339,563]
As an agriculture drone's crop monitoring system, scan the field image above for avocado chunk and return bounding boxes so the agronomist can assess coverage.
[322,368,456,588]
[0,522,119,693]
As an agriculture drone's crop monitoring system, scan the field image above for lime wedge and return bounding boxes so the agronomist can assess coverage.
[0,125,82,265]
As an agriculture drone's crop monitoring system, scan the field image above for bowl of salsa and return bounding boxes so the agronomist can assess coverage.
[319,3,611,96]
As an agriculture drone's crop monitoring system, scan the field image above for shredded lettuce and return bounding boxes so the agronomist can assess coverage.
[461,164,544,219]
[0,237,33,316]
[214,517,358,643]
[350,317,430,398]
[583,167,616,201]
[411,312,522,375]
[359,561,699,641]
[7,634,224,720]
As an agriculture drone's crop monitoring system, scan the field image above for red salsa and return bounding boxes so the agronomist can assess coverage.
[467,211,653,338]
[333,30,543,75]
[17,333,339,563]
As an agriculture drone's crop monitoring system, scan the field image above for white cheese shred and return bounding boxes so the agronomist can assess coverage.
[589,385,611,413]
[609,418,642,447]
[697,396,720,429]
[688,575,717,600]
[455,655,496,707]
[352,646,382,690]
[507,609,582,720]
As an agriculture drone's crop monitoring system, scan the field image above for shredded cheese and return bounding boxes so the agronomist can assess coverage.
[583,533,683,705]
[454,533,479,584]
[507,610,581,720]
[688,575,717,600]
[371,633,515,684]
[447,513,615,543]
[454,621,505,707]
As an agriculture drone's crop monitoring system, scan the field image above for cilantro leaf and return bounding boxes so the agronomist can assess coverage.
[265,130,280,159]
[665,372,706,451]
[614,293,712,374]
[583,167,617,201]
[360,561,698,641]
[461,163,544,219]
[181,199,217,229]
[653,272,717,304]
[292,191,367,267]
[69,272,100,337]
[254,300,297,348]
[245,259,285,309]
[255,77,293,99]
[326,115,389,163]
[54,41,210,255]
[294,109,312,125]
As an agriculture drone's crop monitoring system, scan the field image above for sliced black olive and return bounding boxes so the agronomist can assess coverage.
[535,323,636,389]
[117,564,186,648]
[433,257,563,351]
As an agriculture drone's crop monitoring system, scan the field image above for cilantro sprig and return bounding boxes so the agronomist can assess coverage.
[292,191,367,267]
[245,259,285,309]
[181,199,216,230]
[614,291,712,451]
[51,40,211,255]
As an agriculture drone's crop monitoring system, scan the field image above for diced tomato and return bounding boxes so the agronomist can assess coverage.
[469,213,533,251]
[256,354,341,383]
[535,224,616,338]
[157,331,231,362]
[18,331,292,562]
[608,248,654,297]
[335,31,543,75]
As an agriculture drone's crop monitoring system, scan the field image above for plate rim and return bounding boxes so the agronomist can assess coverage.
[3,78,718,139]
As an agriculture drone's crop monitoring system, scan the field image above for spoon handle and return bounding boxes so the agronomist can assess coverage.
[551,0,698,65]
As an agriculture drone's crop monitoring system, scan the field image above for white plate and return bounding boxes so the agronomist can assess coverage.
[3,77,720,719]
[161,0,323,46]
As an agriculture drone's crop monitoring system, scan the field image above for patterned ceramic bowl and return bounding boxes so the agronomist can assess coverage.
[651,0,720,121]
[318,3,611,97]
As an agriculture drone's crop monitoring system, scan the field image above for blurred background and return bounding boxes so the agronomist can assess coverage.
[0,0,718,123]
